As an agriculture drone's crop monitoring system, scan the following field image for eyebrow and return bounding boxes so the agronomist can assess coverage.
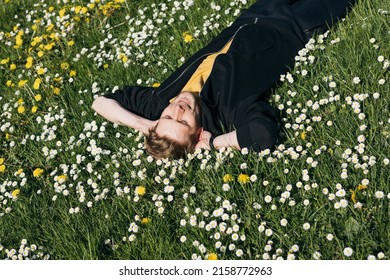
[162,115,190,127]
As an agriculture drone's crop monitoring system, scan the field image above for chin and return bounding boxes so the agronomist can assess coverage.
[178,91,202,114]
[179,91,196,98]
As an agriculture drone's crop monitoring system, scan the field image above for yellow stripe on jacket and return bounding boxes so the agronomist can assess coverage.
[170,39,233,103]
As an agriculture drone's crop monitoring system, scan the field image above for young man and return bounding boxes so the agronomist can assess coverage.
[92,0,356,159]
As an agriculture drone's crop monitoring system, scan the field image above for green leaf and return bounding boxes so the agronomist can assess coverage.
[344,216,360,239]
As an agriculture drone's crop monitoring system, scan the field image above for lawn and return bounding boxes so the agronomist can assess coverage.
[0,0,389,260]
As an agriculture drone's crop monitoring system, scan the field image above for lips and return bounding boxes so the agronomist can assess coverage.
[177,97,191,108]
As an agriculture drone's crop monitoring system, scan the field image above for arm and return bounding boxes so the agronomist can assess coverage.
[214,131,240,150]
[196,130,241,150]
[92,96,157,135]
[196,101,279,152]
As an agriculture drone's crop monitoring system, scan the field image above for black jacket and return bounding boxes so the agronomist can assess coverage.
[104,0,355,151]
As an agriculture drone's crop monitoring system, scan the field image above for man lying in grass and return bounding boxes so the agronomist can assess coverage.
[92,0,355,159]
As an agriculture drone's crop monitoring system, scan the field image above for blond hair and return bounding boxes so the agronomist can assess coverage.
[144,126,198,159]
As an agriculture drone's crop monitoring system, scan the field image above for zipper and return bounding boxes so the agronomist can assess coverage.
[156,17,259,96]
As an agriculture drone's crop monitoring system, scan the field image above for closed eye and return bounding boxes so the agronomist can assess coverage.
[162,115,189,126]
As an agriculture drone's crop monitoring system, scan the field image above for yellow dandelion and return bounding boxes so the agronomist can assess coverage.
[48,6,55,12]
[75,6,82,13]
[208,253,218,260]
[184,34,193,43]
[10,63,17,70]
[12,189,21,198]
[49,33,59,41]
[103,63,109,69]
[15,35,23,47]
[33,78,41,90]
[44,43,55,50]
[17,98,24,104]
[81,7,88,14]
[182,32,193,43]
[141,218,151,225]
[46,23,54,32]
[25,57,33,69]
[33,168,44,178]
[61,62,69,70]
[237,173,250,184]
[6,80,14,87]
[18,105,25,114]
[0,164,5,173]
[5,133,10,140]
[300,131,307,140]
[67,40,75,46]
[223,174,233,183]
[57,174,67,183]
[35,94,42,101]
[53,87,61,95]
[32,24,38,31]
[37,68,45,75]
[16,168,23,175]
[350,189,357,204]
[18,79,28,87]
[0,158,4,164]
[121,55,128,63]
[0,58,10,64]
[31,106,38,113]
[37,51,44,58]
[135,186,146,196]
[33,36,42,43]
[357,184,367,191]
[59,8,66,18]
[152,82,161,88]
[69,70,77,77]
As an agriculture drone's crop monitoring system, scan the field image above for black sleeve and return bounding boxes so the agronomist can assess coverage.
[103,86,162,120]
[235,101,279,152]
[223,24,299,152]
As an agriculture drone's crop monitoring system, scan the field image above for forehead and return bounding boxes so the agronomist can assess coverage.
[156,119,190,143]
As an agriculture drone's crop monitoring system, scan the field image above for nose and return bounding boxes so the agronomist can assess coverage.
[171,103,185,119]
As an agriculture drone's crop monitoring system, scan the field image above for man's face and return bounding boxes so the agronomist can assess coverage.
[155,91,202,144]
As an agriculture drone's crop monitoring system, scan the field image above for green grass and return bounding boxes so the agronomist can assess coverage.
[0,0,389,260]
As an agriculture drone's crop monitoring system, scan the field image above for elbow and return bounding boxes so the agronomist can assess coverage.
[91,96,105,112]
[91,96,121,125]
[91,98,98,112]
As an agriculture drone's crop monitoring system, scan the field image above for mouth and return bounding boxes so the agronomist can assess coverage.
[177,97,192,108]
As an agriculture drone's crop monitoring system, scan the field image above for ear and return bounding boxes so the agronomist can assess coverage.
[196,127,204,140]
